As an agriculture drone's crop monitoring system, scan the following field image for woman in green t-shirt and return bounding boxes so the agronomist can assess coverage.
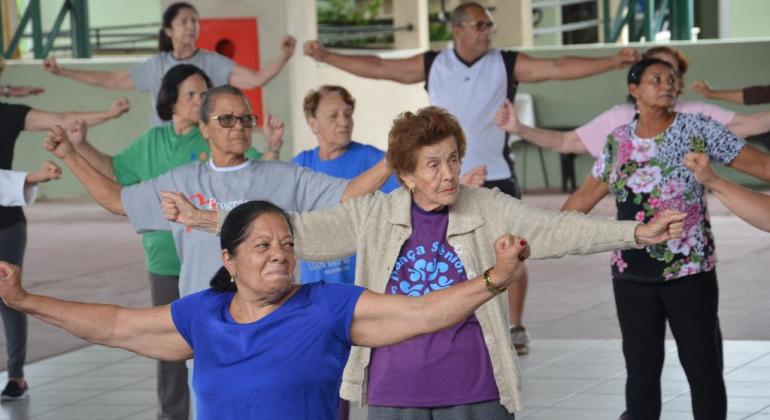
[55,64,278,420]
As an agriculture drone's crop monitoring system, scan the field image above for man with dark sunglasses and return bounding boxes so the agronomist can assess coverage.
[303,1,639,360]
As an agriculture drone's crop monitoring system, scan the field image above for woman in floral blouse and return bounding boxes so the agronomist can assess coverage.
[562,58,767,420]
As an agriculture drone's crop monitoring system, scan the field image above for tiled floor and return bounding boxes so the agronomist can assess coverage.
[2,339,770,419]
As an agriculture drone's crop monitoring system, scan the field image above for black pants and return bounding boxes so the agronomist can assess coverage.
[148,273,190,420]
[613,271,726,420]
[0,222,28,379]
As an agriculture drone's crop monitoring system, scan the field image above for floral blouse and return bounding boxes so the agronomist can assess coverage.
[592,113,745,281]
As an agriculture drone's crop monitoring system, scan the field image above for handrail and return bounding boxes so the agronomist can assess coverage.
[1,0,91,59]
[603,0,692,43]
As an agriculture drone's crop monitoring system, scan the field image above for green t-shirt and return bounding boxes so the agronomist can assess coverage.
[112,124,263,276]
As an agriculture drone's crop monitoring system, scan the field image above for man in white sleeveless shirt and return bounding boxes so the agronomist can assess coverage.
[303,2,639,355]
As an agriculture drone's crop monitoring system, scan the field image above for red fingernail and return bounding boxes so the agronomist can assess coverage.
[519,240,527,246]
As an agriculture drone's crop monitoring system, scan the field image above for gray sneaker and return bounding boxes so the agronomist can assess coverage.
[510,326,530,355]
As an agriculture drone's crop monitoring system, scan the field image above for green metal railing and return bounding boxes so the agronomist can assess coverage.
[0,0,91,59]
[602,0,692,43]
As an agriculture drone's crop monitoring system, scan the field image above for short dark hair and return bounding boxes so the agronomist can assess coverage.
[200,85,251,123]
[159,2,198,52]
[626,58,675,105]
[303,85,356,119]
[210,201,295,292]
[451,2,487,27]
[155,64,212,121]
[386,106,467,183]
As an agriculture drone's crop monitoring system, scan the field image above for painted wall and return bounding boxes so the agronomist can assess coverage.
[4,1,770,200]
[728,0,770,39]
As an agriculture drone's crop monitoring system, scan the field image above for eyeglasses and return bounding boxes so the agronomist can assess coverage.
[210,113,258,128]
[461,20,496,32]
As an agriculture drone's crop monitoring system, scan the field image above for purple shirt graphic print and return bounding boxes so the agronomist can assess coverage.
[388,239,465,296]
[366,204,499,408]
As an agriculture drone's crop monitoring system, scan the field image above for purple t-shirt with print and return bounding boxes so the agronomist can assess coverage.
[366,204,499,407]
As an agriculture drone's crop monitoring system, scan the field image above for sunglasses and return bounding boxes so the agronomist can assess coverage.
[210,113,258,128]
[462,20,496,32]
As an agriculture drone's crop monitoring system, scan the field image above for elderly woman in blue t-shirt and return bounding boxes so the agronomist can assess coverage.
[562,58,760,420]
[0,199,531,420]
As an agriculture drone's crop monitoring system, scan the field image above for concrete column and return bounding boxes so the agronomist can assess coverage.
[393,0,429,50]
[494,0,533,47]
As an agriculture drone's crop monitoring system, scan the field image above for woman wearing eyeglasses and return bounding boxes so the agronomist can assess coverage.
[55,64,274,420]
[44,84,390,302]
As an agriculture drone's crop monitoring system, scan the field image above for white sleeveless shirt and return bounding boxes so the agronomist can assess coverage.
[427,48,515,181]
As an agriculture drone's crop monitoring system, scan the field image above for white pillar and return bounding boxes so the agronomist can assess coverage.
[494,0,533,47]
[393,0,429,50]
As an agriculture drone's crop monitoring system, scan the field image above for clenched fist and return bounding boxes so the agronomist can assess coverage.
[303,40,328,63]
[110,97,131,117]
[25,160,62,185]
[43,126,76,159]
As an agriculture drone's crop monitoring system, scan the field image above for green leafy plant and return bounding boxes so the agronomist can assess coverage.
[318,0,383,24]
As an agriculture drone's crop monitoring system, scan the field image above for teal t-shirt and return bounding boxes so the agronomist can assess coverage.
[112,124,262,276]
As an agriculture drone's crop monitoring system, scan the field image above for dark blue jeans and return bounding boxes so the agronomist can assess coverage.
[613,270,725,420]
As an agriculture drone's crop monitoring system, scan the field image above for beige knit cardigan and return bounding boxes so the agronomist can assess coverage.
[283,186,639,413]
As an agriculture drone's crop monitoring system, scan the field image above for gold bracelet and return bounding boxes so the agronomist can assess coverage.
[483,267,505,296]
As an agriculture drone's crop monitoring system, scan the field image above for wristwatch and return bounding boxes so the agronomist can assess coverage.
[483,267,505,296]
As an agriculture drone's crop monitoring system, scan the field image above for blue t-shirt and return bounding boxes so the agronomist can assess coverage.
[292,141,400,285]
[171,282,366,420]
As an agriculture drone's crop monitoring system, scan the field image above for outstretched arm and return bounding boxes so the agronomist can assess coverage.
[3,85,45,97]
[514,48,639,83]
[561,174,609,213]
[304,40,425,84]
[728,144,770,183]
[64,120,116,178]
[0,262,191,361]
[684,152,770,232]
[341,159,392,202]
[259,114,284,161]
[43,58,134,90]
[689,80,745,105]
[0,162,61,207]
[23,97,130,132]
[495,99,588,154]
[229,35,296,89]
[351,234,529,347]
[43,126,125,215]
[728,111,770,139]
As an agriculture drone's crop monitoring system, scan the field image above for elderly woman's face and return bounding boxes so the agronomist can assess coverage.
[224,212,296,300]
[650,52,684,95]
[173,74,207,124]
[165,7,199,47]
[402,136,462,211]
[308,93,354,149]
[200,94,253,158]
[629,63,677,110]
